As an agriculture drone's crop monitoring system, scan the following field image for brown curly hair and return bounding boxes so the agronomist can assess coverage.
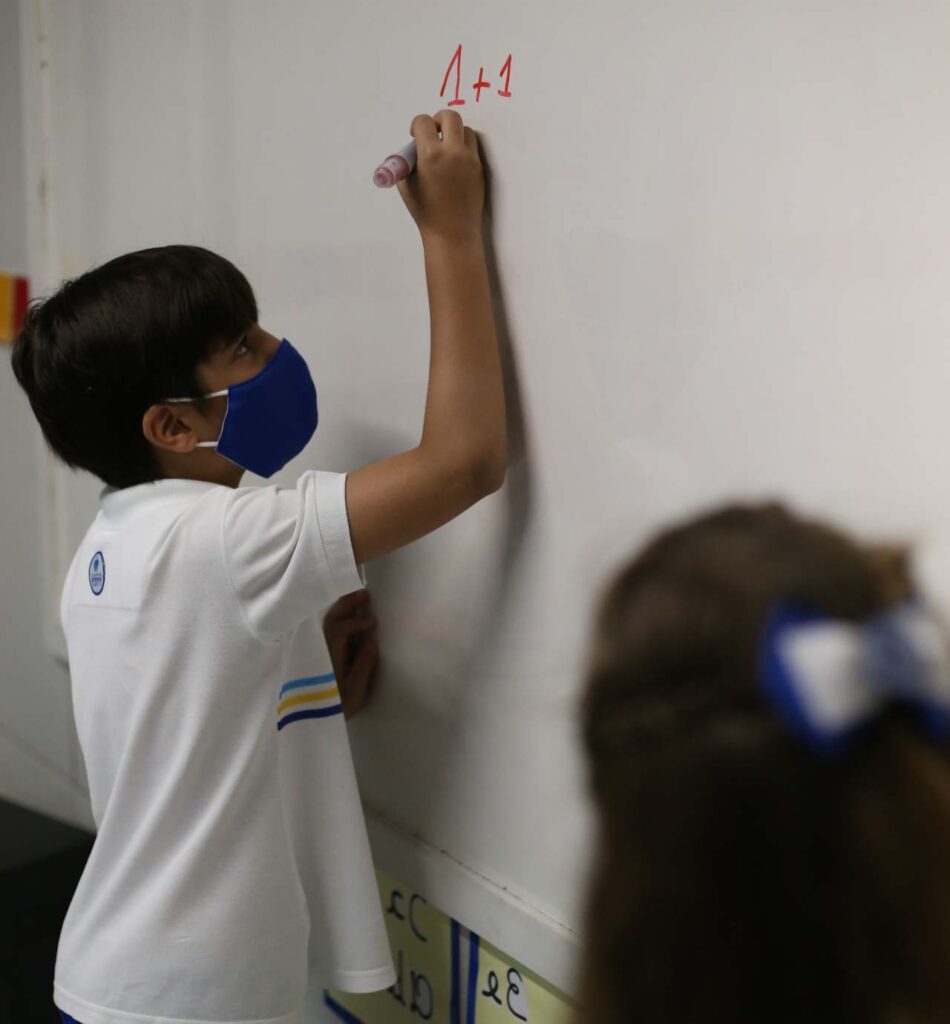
[578,503,950,1024]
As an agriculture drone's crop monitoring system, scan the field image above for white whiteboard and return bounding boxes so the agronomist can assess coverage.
[21,0,950,993]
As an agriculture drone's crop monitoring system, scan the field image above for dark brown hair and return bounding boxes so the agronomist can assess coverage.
[10,245,257,488]
[579,503,950,1024]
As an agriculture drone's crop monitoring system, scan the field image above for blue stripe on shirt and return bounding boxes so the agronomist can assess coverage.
[279,672,336,698]
[277,705,344,730]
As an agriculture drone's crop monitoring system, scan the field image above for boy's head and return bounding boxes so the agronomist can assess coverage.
[10,245,280,489]
[579,503,950,1023]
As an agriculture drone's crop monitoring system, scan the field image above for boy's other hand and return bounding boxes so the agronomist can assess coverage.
[397,109,484,243]
[322,589,379,718]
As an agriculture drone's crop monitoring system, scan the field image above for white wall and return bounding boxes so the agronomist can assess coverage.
[0,0,93,829]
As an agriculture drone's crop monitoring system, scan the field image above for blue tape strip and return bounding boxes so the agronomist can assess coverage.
[467,930,481,1024]
[323,992,366,1024]
[451,919,461,1024]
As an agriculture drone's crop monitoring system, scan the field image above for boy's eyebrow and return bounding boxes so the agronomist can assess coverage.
[219,330,247,353]
[210,332,243,355]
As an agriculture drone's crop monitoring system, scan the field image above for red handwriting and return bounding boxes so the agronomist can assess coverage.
[498,54,512,97]
[472,66,491,102]
[440,45,513,105]
[440,43,466,106]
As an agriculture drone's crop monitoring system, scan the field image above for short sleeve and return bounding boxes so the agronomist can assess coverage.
[222,470,367,642]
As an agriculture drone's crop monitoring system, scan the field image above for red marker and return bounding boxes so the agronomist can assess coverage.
[373,141,417,188]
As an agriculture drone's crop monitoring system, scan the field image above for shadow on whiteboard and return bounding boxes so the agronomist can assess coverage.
[343,193,535,844]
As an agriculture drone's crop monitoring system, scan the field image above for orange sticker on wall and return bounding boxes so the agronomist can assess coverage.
[0,272,29,344]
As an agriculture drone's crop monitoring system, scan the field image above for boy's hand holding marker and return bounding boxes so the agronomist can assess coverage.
[392,110,484,243]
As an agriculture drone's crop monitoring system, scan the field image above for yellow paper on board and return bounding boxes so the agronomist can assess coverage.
[470,937,573,1024]
[327,870,456,1024]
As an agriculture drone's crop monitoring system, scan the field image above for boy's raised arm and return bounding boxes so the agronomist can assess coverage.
[345,109,507,566]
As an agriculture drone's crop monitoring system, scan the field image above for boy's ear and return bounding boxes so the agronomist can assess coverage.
[142,403,200,454]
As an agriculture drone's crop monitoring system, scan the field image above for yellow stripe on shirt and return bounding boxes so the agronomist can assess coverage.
[277,687,341,717]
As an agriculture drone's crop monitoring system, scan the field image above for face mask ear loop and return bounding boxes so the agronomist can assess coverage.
[162,388,230,449]
[164,388,229,404]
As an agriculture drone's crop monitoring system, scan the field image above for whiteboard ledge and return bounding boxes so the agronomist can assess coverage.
[363,806,580,998]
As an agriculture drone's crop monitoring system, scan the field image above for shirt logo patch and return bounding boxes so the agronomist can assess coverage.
[88,551,106,596]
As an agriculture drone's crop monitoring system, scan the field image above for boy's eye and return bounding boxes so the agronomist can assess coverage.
[234,336,250,357]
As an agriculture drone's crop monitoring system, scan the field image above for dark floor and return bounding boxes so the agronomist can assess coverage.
[0,798,93,1023]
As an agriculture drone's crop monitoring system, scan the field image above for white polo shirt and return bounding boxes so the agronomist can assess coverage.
[53,472,395,1024]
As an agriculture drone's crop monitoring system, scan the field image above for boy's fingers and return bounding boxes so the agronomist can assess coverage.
[356,637,377,668]
[463,127,478,151]
[343,643,378,718]
[433,108,464,145]
[352,632,378,669]
[335,615,376,637]
[410,114,439,151]
[355,642,378,688]
[323,590,370,623]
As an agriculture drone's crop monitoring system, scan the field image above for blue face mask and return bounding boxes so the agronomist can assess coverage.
[167,338,318,478]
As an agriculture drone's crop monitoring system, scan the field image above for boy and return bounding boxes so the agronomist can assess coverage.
[11,109,506,1024]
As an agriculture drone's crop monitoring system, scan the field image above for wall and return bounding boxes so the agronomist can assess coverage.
[0,0,92,831]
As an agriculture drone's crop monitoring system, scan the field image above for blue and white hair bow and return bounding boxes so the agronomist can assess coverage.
[759,600,950,755]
